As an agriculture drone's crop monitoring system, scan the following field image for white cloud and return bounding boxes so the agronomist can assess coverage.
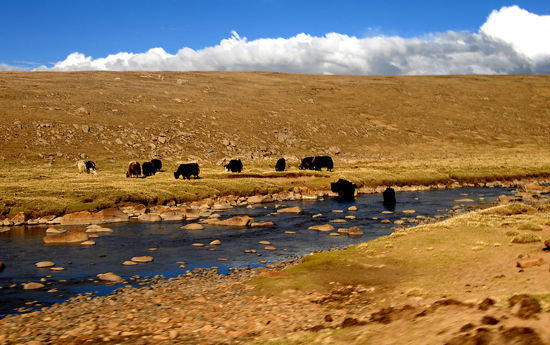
[480,5,550,60]
[16,6,550,74]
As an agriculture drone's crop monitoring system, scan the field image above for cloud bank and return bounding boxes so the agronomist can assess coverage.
[6,6,550,74]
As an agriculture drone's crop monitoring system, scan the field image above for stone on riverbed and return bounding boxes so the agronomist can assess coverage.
[159,211,185,221]
[216,216,254,227]
[35,261,55,268]
[277,206,302,214]
[57,208,129,225]
[259,241,272,245]
[23,282,45,290]
[131,256,154,263]
[137,213,162,222]
[308,224,335,232]
[251,221,275,227]
[122,261,138,266]
[43,232,88,244]
[46,227,66,234]
[50,267,65,271]
[210,240,221,246]
[97,272,123,283]
[330,219,347,223]
[181,223,204,230]
[80,240,96,246]
[348,206,358,211]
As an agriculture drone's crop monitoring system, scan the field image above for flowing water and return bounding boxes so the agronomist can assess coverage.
[0,187,512,317]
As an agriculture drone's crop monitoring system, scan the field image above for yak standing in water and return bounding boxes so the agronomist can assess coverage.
[383,187,397,209]
[275,158,286,172]
[331,179,357,201]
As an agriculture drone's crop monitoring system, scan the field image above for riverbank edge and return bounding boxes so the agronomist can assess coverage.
[2,176,549,228]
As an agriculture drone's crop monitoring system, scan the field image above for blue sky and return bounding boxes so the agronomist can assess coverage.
[1,1,549,74]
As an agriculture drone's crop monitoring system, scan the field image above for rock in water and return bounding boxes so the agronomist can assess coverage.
[308,224,335,232]
[35,261,55,268]
[131,256,154,263]
[43,232,88,244]
[216,216,254,227]
[97,272,123,283]
[23,282,45,290]
[277,206,302,214]
[181,223,204,230]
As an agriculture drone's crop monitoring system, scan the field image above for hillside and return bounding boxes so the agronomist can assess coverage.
[1,72,549,163]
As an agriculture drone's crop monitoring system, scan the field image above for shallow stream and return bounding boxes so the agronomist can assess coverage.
[0,187,512,317]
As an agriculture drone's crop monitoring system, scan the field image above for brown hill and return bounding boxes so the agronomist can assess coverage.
[1,72,549,163]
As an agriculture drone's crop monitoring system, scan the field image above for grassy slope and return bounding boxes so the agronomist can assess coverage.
[0,72,550,217]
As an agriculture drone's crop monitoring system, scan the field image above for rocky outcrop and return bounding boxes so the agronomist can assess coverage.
[43,232,88,244]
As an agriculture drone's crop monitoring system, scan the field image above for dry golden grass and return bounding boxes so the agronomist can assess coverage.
[1,72,550,216]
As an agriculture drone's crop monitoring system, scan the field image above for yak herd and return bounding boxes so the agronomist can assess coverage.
[77,155,335,180]
[76,155,395,204]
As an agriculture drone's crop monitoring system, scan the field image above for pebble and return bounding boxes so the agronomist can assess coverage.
[259,241,272,245]
[348,206,358,211]
[284,231,297,234]
[192,243,205,247]
[50,267,65,271]
[210,240,221,246]
[312,213,323,218]
[122,261,138,266]
[264,246,277,251]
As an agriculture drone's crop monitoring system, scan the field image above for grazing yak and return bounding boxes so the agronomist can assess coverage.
[300,156,334,171]
[275,158,286,172]
[151,159,162,172]
[77,160,97,175]
[224,159,243,173]
[383,187,397,209]
[312,156,333,171]
[331,179,357,201]
[299,157,314,170]
[142,161,157,177]
[126,161,141,178]
[174,163,200,179]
